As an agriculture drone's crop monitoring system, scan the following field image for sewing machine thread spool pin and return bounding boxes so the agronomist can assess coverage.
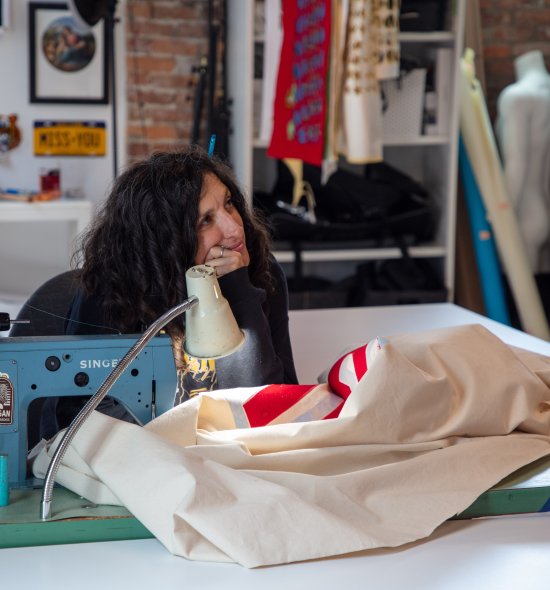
[0,454,8,507]
[0,312,30,332]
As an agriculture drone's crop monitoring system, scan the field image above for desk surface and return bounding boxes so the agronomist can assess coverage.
[0,199,92,237]
[289,303,550,383]
[2,303,550,588]
[2,514,550,589]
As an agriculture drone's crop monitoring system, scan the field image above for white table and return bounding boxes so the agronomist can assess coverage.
[0,199,92,237]
[1,303,550,589]
[289,303,550,383]
[2,513,550,590]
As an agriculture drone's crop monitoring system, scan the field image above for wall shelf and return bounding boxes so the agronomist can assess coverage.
[273,244,447,264]
[227,0,466,306]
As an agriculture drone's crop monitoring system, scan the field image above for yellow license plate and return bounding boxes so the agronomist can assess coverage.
[34,121,106,156]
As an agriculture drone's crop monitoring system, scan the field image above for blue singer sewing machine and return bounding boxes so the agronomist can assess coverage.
[0,334,177,487]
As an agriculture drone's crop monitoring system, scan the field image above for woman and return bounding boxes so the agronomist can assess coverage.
[44,147,298,437]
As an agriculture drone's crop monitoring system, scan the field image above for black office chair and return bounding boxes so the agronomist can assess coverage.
[9,270,81,337]
[9,270,81,448]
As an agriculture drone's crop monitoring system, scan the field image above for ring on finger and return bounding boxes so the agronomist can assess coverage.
[220,246,225,258]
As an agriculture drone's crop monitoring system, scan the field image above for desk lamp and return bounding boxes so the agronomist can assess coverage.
[40,264,244,520]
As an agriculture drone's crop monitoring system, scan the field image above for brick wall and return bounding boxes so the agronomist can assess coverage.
[125,0,210,161]
[479,0,550,120]
[124,1,550,159]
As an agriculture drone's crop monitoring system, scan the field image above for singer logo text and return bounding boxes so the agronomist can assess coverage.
[79,359,120,370]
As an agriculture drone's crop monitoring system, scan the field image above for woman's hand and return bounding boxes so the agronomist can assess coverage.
[204,245,246,277]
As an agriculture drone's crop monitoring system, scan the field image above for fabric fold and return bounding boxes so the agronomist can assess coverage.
[33,324,550,567]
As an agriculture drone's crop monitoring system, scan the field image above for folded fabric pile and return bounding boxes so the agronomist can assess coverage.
[33,324,550,567]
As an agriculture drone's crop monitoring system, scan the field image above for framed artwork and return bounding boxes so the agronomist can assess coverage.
[29,2,108,104]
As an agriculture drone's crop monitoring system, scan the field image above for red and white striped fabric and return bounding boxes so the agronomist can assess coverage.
[328,336,386,400]
[214,337,387,428]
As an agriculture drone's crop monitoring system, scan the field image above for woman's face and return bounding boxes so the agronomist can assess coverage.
[194,173,250,276]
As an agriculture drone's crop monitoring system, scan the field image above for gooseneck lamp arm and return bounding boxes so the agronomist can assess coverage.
[40,295,199,521]
[40,264,244,520]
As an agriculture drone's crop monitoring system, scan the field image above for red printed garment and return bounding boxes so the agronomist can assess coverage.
[268,0,331,166]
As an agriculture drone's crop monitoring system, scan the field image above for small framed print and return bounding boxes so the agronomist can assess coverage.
[29,2,108,104]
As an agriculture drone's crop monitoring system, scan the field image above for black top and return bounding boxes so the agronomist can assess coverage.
[65,256,298,387]
[38,257,297,439]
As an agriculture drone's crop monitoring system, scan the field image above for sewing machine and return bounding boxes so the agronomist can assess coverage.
[0,334,177,487]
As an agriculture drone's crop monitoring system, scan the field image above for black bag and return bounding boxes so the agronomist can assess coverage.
[287,275,351,310]
[348,247,447,307]
[399,0,448,32]
[255,160,436,244]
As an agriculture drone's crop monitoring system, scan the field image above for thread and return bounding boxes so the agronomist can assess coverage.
[208,134,216,157]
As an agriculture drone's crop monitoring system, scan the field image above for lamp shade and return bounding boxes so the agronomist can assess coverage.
[184,265,245,358]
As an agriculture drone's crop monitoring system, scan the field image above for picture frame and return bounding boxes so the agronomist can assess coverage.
[29,2,108,104]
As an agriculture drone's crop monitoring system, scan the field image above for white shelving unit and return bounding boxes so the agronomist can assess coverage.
[227,0,465,302]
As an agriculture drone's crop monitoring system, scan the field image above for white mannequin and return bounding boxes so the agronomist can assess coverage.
[496,50,550,272]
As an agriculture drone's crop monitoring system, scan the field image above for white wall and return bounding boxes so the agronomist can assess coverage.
[0,0,126,298]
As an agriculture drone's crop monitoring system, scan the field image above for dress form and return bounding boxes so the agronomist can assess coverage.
[496,50,550,272]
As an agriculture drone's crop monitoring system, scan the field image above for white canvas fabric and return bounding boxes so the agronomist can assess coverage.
[33,324,550,568]
[332,0,400,166]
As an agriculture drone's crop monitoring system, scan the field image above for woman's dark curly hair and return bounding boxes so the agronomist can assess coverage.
[73,146,273,335]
